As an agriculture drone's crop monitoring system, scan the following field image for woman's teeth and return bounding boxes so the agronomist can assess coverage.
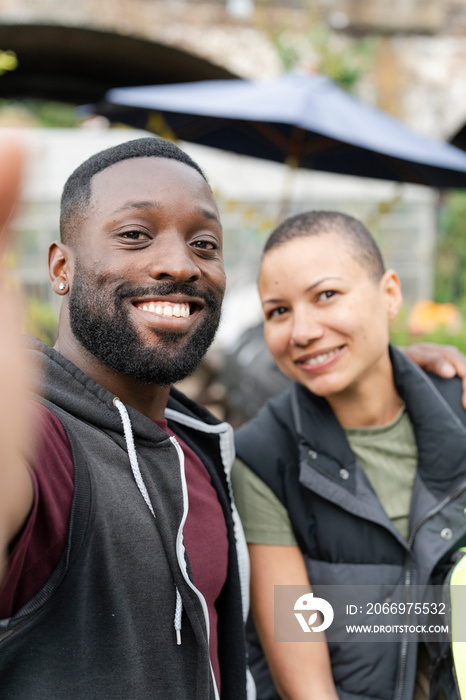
[139,302,190,318]
[303,348,339,366]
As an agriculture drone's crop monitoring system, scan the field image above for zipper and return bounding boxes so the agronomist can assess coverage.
[394,478,466,700]
[170,436,221,700]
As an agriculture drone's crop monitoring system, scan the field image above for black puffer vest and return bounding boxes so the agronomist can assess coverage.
[236,348,466,700]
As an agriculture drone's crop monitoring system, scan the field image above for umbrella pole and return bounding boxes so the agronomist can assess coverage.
[277,125,306,223]
[277,155,298,223]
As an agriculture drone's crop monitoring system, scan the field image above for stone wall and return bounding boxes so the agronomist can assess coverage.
[1,0,466,137]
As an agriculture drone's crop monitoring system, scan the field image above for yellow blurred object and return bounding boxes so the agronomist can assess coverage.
[407,300,462,335]
[451,549,466,699]
[0,50,18,75]
[145,112,177,142]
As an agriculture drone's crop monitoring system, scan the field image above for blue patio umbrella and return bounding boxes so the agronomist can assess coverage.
[99,70,466,188]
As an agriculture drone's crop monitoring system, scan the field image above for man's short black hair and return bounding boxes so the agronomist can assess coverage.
[60,136,207,244]
[263,210,385,281]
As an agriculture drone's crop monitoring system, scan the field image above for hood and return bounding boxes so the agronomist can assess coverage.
[27,336,217,444]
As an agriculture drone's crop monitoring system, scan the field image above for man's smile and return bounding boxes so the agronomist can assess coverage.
[132,294,207,326]
[134,300,191,318]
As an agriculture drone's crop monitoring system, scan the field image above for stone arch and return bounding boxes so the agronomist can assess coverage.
[0,24,236,103]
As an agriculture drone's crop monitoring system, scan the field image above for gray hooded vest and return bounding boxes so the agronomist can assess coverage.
[0,338,253,700]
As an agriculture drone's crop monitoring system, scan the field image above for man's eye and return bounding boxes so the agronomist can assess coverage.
[192,240,217,250]
[121,231,148,241]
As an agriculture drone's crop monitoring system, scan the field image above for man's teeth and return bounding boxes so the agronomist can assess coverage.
[139,302,190,318]
[303,348,338,366]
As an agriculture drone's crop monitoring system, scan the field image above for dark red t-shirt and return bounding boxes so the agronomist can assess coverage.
[0,405,228,693]
[153,418,229,693]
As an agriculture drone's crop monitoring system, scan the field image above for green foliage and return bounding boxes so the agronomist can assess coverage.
[0,98,80,127]
[27,100,80,128]
[0,50,18,75]
[308,24,376,92]
[435,190,466,304]
[25,298,58,346]
[390,305,466,355]
[271,22,377,92]
[390,326,466,355]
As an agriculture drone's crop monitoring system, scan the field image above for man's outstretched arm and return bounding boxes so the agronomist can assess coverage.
[0,136,34,584]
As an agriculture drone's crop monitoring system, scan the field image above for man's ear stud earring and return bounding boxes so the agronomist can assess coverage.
[59,282,66,291]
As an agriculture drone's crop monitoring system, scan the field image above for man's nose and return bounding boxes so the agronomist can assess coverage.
[148,234,201,283]
[290,308,323,347]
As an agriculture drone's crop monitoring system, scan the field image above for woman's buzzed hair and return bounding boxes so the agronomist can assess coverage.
[263,210,385,281]
[60,136,207,244]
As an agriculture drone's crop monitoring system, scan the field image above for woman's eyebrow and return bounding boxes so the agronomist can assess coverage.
[262,296,285,306]
[304,276,343,293]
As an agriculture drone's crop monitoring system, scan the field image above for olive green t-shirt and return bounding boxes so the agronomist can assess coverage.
[231,406,435,700]
[232,406,417,545]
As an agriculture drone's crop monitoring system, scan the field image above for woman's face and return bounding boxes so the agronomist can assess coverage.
[258,232,402,400]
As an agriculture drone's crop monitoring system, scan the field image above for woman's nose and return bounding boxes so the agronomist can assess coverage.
[290,309,324,347]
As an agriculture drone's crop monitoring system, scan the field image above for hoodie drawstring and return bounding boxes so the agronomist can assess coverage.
[174,587,182,645]
[113,397,183,645]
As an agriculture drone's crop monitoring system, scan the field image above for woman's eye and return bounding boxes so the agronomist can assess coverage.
[318,290,336,301]
[269,306,288,317]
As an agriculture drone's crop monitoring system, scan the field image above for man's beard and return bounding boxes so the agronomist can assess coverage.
[68,268,223,386]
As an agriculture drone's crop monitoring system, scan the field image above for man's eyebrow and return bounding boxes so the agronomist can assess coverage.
[197,207,221,224]
[113,200,162,214]
[112,201,221,225]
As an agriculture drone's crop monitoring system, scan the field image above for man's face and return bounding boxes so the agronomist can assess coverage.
[67,157,226,386]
